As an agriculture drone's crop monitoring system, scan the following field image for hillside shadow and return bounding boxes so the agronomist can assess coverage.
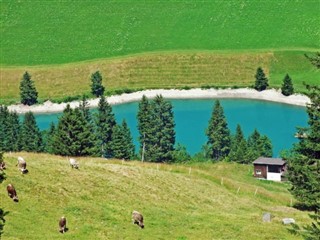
[0,208,9,237]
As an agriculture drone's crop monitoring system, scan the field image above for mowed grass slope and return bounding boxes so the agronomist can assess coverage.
[1,153,310,239]
[0,1,319,65]
[1,51,319,105]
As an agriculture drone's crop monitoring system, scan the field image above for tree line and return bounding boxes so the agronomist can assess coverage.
[19,67,296,107]
[0,95,273,164]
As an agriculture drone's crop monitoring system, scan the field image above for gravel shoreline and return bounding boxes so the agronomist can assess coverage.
[7,88,310,114]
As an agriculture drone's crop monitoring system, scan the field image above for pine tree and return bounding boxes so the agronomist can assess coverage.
[137,95,152,161]
[206,100,231,161]
[287,84,320,239]
[246,129,273,162]
[111,120,135,160]
[6,112,21,152]
[20,111,42,152]
[53,105,97,156]
[79,94,91,122]
[254,67,269,91]
[305,52,320,69]
[150,95,176,162]
[90,71,105,97]
[95,95,116,157]
[137,95,176,162]
[0,106,10,151]
[19,71,38,105]
[229,124,248,163]
[0,106,20,152]
[281,74,294,96]
[43,122,56,154]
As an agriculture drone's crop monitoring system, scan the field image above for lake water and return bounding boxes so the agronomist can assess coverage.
[32,99,308,157]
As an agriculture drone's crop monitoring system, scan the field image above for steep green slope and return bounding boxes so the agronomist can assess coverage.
[1,153,310,239]
[0,1,319,65]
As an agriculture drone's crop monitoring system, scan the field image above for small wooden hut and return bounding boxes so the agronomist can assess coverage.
[253,157,286,181]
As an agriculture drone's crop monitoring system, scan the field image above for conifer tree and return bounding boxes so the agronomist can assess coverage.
[19,71,38,105]
[150,95,176,162]
[0,106,10,151]
[6,112,21,152]
[137,95,152,160]
[137,95,175,162]
[254,67,269,91]
[53,105,97,156]
[287,84,320,239]
[229,124,248,163]
[43,122,56,154]
[90,71,105,97]
[246,129,273,162]
[95,95,116,157]
[111,120,135,160]
[79,94,91,122]
[20,111,42,152]
[281,74,294,96]
[206,100,231,161]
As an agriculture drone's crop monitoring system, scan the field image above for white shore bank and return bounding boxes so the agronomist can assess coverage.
[7,88,310,114]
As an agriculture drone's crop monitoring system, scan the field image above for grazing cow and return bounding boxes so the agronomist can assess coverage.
[59,216,67,233]
[0,161,5,170]
[16,156,28,174]
[69,158,79,169]
[132,210,144,229]
[7,184,19,202]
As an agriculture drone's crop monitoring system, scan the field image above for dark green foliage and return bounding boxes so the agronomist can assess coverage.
[90,71,105,97]
[305,52,320,69]
[79,95,91,122]
[281,74,294,96]
[95,95,116,157]
[42,122,56,154]
[53,105,97,156]
[287,85,320,210]
[287,84,320,239]
[19,71,38,105]
[254,67,268,91]
[137,95,152,160]
[206,100,231,161]
[0,106,21,152]
[172,143,191,163]
[229,124,249,163]
[246,129,273,162]
[111,120,135,160]
[20,112,42,152]
[0,151,6,237]
[137,95,176,162]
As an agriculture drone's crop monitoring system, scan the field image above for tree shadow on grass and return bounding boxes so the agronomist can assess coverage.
[0,208,9,237]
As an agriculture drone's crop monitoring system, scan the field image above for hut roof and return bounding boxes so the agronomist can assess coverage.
[253,157,286,166]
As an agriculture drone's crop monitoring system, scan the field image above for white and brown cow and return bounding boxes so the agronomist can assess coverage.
[0,161,6,170]
[7,184,19,202]
[16,156,28,174]
[69,158,79,169]
[59,216,67,233]
[132,210,144,229]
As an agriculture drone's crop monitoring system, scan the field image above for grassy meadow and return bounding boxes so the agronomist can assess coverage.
[0,1,319,65]
[0,1,319,104]
[0,51,319,105]
[1,152,311,239]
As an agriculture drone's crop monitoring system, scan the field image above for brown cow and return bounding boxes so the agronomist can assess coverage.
[59,216,67,233]
[7,184,19,202]
[132,210,144,229]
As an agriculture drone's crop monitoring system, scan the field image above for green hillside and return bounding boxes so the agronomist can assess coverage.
[0,1,319,66]
[1,153,310,239]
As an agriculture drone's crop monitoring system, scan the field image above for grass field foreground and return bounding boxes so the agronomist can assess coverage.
[0,152,310,239]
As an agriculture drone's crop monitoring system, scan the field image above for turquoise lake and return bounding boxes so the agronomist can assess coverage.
[32,99,308,157]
